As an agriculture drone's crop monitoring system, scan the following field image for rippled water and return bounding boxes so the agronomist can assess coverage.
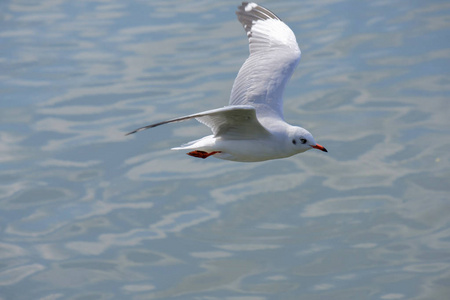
[1,0,450,299]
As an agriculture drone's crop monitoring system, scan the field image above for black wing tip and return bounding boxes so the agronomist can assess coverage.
[125,128,143,136]
[125,120,172,136]
[236,2,281,21]
[125,125,155,136]
[236,2,282,36]
[125,130,136,136]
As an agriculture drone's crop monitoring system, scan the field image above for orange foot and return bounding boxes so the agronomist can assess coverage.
[187,150,221,159]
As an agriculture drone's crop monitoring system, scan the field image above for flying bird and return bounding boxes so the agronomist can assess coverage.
[126,2,328,162]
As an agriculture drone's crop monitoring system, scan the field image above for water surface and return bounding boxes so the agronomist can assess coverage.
[1,0,450,299]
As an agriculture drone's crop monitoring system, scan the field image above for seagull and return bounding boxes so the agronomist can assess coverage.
[126,2,327,162]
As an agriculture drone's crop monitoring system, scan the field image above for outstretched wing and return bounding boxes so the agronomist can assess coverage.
[231,2,301,119]
[125,105,270,140]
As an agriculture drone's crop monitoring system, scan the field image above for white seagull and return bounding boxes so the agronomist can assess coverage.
[126,2,327,162]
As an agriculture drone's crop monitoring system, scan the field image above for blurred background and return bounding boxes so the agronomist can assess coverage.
[1,0,449,299]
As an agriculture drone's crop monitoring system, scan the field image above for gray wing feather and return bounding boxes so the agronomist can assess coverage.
[231,2,301,119]
[126,105,270,139]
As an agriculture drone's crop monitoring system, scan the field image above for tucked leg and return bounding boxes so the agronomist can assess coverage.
[187,150,221,159]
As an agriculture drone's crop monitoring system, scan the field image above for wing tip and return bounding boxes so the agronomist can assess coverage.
[241,2,258,13]
[236,2,283,38]
[236,2,281,21]
[125,122,162,136]
[125,127,145,136]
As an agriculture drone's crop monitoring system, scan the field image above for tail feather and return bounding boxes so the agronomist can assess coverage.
[171,140,198,150]
[171,135,214,151]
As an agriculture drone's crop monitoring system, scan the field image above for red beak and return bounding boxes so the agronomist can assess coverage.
[311,143,328,152]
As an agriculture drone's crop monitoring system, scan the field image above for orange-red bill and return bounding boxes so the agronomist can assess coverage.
[311,144,328,152]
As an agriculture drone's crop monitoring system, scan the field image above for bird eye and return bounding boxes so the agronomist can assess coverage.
[292,139,297,145]
[300,138,307,144]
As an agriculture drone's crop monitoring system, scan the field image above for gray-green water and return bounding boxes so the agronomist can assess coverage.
[1,1,450,299]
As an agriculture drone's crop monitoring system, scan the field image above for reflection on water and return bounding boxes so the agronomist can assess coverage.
[1,0,450,299]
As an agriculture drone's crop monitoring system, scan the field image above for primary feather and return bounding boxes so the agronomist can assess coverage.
[231,2,301,120]
[125,105,269,140]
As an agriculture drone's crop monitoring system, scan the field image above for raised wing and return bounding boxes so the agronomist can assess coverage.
[125,105,270,140]
[231,2,301,119]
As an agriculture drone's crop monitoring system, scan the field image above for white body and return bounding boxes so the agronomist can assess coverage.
[173,118,314,162]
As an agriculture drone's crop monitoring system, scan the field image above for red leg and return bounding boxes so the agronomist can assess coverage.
[187,150,221,159]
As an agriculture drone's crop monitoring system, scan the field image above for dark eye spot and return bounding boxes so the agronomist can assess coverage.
[292,139,296,145]
[300,138,307,144]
